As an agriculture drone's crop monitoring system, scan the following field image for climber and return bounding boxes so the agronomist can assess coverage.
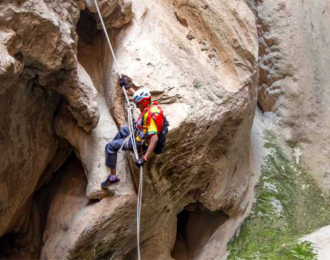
[101,77,168,187]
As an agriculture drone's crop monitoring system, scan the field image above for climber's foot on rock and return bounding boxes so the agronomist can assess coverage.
[101,174,120,188]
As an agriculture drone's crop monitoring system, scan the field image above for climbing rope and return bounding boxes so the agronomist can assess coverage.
[93,0,121,77]
[93,1,143,259]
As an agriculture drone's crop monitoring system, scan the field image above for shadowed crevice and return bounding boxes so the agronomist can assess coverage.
[172,203,229,260]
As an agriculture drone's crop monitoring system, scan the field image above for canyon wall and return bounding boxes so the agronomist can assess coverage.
[249,0,330,192]
[0,0,259,259]
[227,0,330,259]
[1,0,330,259]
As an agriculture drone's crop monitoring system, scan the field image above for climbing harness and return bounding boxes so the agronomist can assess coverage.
[93,1,143,259]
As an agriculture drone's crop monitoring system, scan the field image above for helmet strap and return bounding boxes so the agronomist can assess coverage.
[139,98,151,109]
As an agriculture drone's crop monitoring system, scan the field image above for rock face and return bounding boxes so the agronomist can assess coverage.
[249,0,330,192]
[114,0,258,214]
[0,0,128,250]
[40,154,136,260]
[4,0,330,259]
[0,0,82,239]
[227,109,330,259]
[3,0,330,259]
[1,0,261,259]
[225,1,330,258]
[40,0,259,259]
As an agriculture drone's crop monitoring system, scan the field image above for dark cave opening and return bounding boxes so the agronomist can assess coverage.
[77,9,98,46]
[0,233,18,259]
[76,8,109,96]
[172,203,229,260]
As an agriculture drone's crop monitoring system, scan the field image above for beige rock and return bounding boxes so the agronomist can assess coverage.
[102,0,134,29]
[85,0,134,30]
[113,0,258,215]
[301,225,330,260]
[42,0,259,259]
[0,0,98,239]
[85,0,119,17]
[35,138,73,191]
[1,0,260,259]
[54,94,130,199]
[41,155,136,260]
[0,29,24,79]
[0,77,61,238]
[39,63,100,132]
[250,0,330,192]
[2,0,330,259]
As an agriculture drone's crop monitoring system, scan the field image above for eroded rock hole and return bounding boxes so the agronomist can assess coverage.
[76,9,107,95]
[172,203,229,260]
[77,9,98,46]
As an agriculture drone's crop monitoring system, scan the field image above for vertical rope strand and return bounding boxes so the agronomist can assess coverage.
[92,2,143,259]
[93,0,122,78]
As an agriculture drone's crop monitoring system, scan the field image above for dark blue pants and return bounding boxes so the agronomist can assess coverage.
[105,126,146,169]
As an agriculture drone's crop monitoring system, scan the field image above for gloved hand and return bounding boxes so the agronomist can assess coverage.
[133,117,137,129]
[136,156,147,167]
[119,77,131,90]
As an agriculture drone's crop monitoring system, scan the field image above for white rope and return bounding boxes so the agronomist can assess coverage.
[124,88,143,260]
[137,167,143,260]
[93,1,143,259]
[125,88,143,260]
[93,0,122,78]
[124,88,139,159]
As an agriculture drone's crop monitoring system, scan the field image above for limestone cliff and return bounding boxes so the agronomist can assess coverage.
[228,0,330,259]
[248,0,330,192]
[0,0,258,259]
[1,0,329,259]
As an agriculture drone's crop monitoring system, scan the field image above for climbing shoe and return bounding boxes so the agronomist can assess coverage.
[101,174,120,188]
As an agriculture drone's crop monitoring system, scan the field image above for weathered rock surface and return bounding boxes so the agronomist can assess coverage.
[0,80,60,251]
[0,0,134,241]
[301,225,330,260]
[0,0,99,239]
[114,0,258,213]
[41,155,136,260]
[226,108,330,259]
[40,0,259,259]
[55,94,128,199]
[248,0,330,192]
[0,0,262,259]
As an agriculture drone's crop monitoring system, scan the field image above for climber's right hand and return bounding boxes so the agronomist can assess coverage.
[119,77,131,90]
[136,156,147,167]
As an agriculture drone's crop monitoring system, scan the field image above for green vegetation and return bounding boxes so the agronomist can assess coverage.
[286,140,298,149]
[286,241,318,260]
[227,130,330,260]
[193,80,202,88]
